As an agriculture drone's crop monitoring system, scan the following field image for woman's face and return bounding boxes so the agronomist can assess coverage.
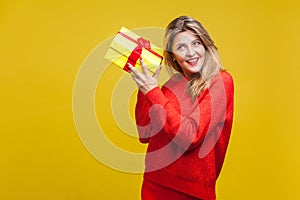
[172,30,206,77]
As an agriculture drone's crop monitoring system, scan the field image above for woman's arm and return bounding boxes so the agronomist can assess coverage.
[128,59,162,143]
[135,91,151,143]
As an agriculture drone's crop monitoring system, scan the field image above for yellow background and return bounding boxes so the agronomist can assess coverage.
[1,0,300,199]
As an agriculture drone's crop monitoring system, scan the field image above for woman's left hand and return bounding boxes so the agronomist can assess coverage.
[128,58,162,94]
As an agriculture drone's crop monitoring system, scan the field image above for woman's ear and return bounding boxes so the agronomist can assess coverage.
[172,54,176,62]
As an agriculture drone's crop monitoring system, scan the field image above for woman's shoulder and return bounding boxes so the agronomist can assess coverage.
[220,70,233,80]
[207,70,234,95]
[215,70,234,86]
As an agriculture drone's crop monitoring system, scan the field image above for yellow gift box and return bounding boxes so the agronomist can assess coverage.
[105,27,163,73]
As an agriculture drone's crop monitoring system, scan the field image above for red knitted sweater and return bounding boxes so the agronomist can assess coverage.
[135,71,234,200]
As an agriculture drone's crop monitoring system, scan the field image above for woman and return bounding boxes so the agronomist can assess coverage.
[128,16,234,200]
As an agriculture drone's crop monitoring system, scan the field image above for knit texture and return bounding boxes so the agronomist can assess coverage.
[135,71,234,200]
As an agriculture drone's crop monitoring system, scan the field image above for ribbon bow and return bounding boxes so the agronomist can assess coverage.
[117,31,162,72]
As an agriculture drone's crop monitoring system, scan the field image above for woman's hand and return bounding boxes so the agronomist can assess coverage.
[128,58,162,94]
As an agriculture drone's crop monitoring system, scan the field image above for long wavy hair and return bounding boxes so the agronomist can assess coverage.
[164,16,223,99]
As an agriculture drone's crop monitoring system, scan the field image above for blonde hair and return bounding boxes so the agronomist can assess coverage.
[164,16,223,99]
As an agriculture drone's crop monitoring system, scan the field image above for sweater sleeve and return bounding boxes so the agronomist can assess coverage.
[144,72,234,151]
[135,91,151,143]
[135,90,167,143]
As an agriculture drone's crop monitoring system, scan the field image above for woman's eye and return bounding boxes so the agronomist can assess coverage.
[193,41,201,46]
[176,45,184,50]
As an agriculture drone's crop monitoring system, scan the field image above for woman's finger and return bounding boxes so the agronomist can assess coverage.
[140,58,150,77]
[127,63,140,76]
[153,65,162,79]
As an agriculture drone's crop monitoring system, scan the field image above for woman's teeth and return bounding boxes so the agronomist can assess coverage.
[186,58,199,65]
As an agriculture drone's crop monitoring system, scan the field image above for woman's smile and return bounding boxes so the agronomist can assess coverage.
[186,57,199,66]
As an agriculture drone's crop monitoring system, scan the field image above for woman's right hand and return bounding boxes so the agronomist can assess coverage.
[128,58,162,94]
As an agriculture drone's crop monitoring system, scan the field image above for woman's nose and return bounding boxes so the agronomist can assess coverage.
[186,46,196,56]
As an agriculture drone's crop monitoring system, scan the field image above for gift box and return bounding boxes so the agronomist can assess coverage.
[105,27,163,73]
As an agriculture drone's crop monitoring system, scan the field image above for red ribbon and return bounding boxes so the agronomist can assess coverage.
[117,31,163,72]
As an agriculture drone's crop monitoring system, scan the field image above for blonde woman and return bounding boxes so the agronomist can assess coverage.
[128,16,234,200]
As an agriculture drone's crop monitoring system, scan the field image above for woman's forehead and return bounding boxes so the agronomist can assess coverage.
[173,31,199,44]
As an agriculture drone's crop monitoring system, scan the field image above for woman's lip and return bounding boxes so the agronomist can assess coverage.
[186,58,199,65]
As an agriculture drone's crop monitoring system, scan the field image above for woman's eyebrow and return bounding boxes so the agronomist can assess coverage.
[193,38,202,43]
